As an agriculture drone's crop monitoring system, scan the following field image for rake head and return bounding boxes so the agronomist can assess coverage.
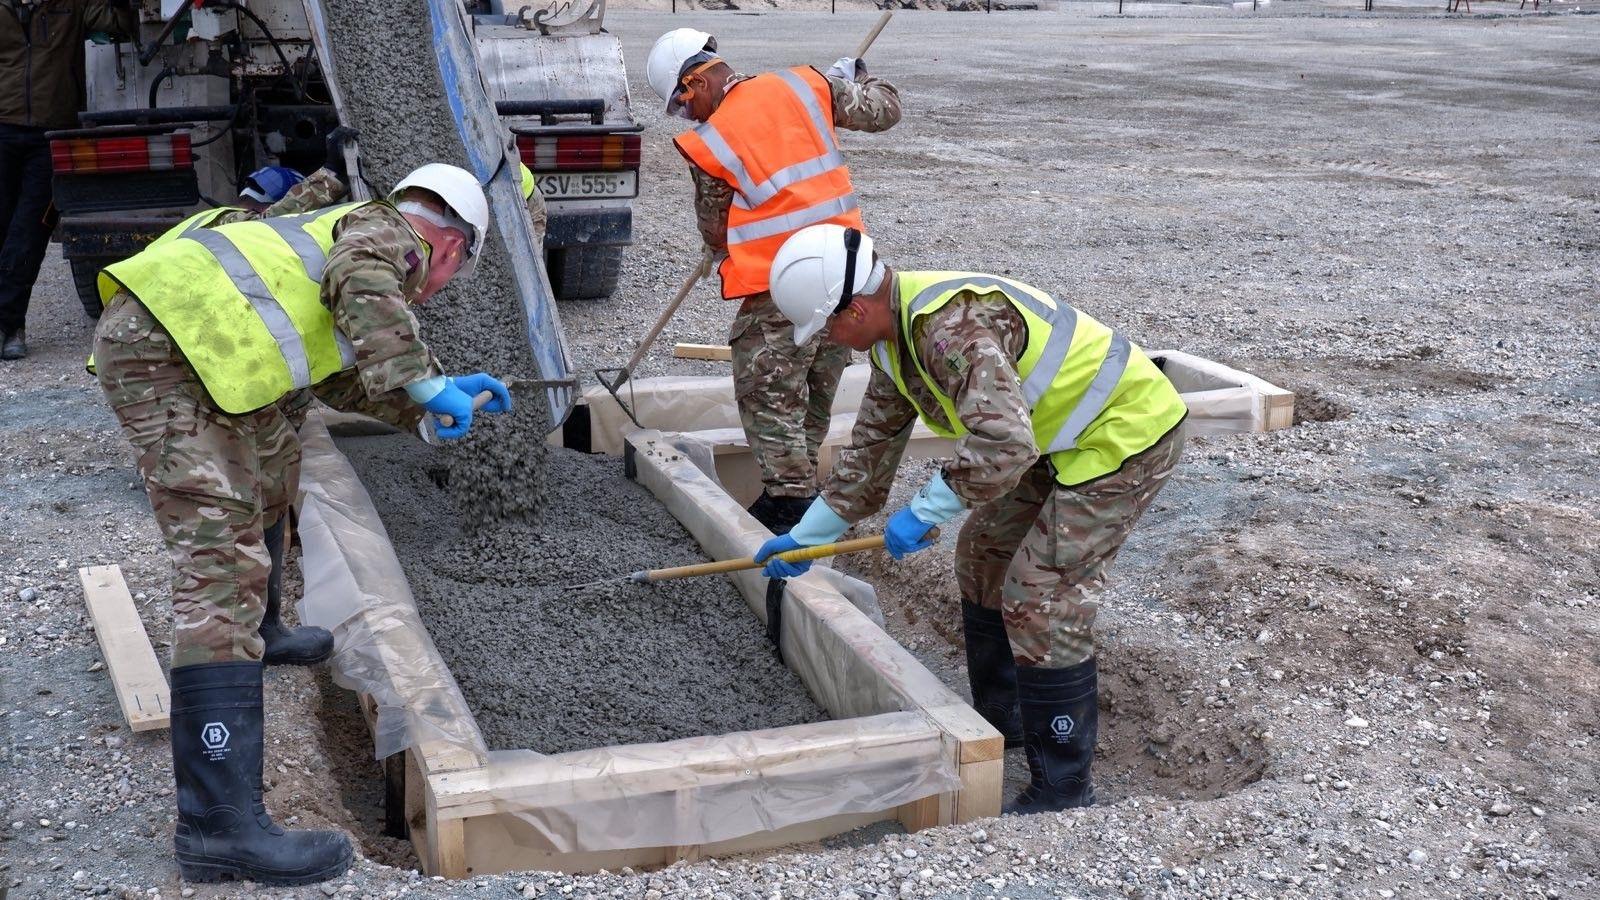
[594,366,642,429]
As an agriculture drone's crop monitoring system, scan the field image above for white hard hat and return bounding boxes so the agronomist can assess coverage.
[770,224,881,345]
[647,28,717,115]
[389,163,490,279]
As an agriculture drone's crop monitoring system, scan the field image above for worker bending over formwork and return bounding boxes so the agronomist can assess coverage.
[91,161,514,885]
[648,28,901,532]
[756,224,1188,814]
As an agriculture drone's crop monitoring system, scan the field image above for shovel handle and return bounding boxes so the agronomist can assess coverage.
[639,528,938,584]
[855,10,893,58]
[437,390,495,428]
[617,249,716,380]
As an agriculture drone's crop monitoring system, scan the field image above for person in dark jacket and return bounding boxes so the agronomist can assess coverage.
[1,0,134,359]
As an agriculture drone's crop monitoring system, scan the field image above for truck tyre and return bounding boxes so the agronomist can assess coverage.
[71,259,109,319]
[546,245,623,301]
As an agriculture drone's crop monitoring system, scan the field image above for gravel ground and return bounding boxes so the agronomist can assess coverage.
[3,6,1598,899]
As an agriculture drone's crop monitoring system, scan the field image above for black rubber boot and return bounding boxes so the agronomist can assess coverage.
[171,661,352,885]
[960,603,1023,750]
[1,328,26,361]
[1004,657,1099,815]
[746,490,815,534]
[261,518,334,666]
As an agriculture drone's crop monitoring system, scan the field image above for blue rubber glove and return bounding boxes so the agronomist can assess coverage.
[884,508,938,559]
[884,473,965,558]
[753,497,852,579]
[451,372,513,413]
[416,379,476,440]
[755,534,810,579]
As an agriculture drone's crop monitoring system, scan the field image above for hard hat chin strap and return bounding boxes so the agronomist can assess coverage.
[834,228,883,315]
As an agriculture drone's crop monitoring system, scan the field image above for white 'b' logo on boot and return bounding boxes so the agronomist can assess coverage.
[201,722,230,751]
[1050,714,1075,742]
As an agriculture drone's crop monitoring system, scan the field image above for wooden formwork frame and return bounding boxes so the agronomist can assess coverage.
[295,417,1000,879]
[557,351,1295,506]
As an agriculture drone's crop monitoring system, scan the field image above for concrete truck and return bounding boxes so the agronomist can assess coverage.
[48,0,640,320]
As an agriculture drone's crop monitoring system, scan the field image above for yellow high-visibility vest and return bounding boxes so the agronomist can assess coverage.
[870,271,1187,487]
[97,202,375,414]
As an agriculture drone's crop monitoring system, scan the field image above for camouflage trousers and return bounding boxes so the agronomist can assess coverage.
[94,291,298,667]
[954,427,1185,668]
[729,293,852,499]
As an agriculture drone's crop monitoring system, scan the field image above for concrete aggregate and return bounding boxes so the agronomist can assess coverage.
[337,434,827,753]
[320,0,551,526]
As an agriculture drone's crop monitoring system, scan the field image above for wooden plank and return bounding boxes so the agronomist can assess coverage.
[459,807,897,877]
[431,712,944,816]
[896,793,944,832]
[1150,349,1295,432]
[673,342,733,361]
[955,757,1004,823]
[79,565,170,732]
[426,804,468,879]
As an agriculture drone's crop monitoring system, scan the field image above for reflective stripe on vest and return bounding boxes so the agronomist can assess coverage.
[899,274,1131,453]
[674,67,865,298]
[871,272,1186,485]
[98,202,369,413]
[693,69,849,215]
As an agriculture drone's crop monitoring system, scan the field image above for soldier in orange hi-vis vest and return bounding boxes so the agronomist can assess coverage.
[647,28,901,532]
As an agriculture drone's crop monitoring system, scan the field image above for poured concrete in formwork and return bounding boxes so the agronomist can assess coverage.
[319,0,549,525]
[336,434,826,754]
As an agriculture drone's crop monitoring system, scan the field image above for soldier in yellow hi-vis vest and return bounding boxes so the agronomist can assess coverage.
[755,224,1188,817]
[92,163,512,887]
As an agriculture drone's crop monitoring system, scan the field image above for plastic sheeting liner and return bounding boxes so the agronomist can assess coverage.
[294,412,961,854]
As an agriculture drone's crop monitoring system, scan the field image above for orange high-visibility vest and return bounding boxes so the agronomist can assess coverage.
[675,66,865,299]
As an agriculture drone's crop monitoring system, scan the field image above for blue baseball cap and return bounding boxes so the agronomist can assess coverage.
[241,166,305,203]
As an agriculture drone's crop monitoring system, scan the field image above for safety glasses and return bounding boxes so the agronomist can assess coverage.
[668,58,722,119]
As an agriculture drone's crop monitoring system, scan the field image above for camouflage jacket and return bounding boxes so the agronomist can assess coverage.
[208,167,432,430]
[208,166,348,226]
[688,70,902,256]
[823,282,1038,521]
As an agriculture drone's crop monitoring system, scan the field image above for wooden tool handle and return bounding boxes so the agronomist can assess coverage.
[620,248,715,378]
[855,10,893,58]
[438,389,495,428]
[640,528,938,584]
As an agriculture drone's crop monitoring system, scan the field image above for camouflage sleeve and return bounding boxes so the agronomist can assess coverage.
[688,164,733,256]
[203,208,261,228]
[526,185,547,248]
[827,73,902,134]
[323,204,443,398]
[821,363,919,521]
[915,293,1039,506]
[309,370,426,432]
[205,169,349,227]
[261,168,348,216]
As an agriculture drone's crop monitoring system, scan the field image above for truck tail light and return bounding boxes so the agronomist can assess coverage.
[50,133,193,175]
[517,134,640,172]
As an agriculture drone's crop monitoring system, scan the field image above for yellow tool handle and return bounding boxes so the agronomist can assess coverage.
[639,528,938,584]
[438,390,495,428]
